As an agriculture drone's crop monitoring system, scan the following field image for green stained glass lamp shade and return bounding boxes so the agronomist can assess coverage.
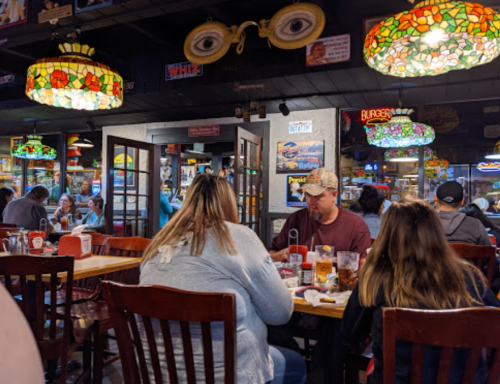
[364,0,500,77]
[384,146,433,161]
[11,135,56,160]
[365,108,435,148]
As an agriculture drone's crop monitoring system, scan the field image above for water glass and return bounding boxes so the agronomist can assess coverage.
[337,251,360,291]
[315,245,334,283]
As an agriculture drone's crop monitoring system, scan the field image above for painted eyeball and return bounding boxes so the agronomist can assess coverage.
[184,21,234,64]
[267,3,325,50]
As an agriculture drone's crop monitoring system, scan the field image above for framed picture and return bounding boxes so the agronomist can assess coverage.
[276,140,324,174]
[286,174,308,207]
[0,0,28,29]
[113,146,135,188]
[306,34,350,67]
[75,0,112,14]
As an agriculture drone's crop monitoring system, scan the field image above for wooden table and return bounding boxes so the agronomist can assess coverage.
[293,296,345,319]
[51,230,97,235]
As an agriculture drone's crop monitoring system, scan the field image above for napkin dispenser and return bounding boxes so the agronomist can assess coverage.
[58,225,92,259]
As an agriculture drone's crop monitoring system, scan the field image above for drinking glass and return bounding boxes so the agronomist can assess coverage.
[337,251,360,291]
[60,217,68,230]
[315,245,334,283]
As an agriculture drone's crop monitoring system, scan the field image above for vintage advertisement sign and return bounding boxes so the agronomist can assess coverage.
[286,174,308,207]
[0,0,28,29]
[38,1,72,24]
[188,125,220,137]
[75,0,112,14]
[306,34,350,67]
[361,108,392,127]
[423,106,459,133]
[276,140,324,174]
[165,62,203,81]
[289,120,312,134]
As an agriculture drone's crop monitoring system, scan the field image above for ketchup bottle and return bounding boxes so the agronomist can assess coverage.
[289,245,308,263]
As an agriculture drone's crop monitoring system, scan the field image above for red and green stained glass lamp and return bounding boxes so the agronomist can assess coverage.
[364,0,500,77]
[425,155,450,177]
[25,43,123,110]
[11,136,56,160]
[384,146,433,162]
[365,108,435,148]
[485,139,500,159]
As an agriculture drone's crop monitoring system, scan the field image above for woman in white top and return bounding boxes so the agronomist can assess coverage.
[0,0,24,24]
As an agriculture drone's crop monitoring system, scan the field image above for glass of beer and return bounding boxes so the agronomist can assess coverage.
[315,245,334,284]
[337,251,360,291]
[60,217,68,231]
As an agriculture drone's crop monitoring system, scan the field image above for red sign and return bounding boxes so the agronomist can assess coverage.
[188,125,220,137]
[361,108,392,127]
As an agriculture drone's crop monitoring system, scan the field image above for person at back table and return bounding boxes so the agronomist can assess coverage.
[50,193,82,226]
[358,184,385,239]
[342,197,500,384]
[3,185,53,233]
[434,181,491,245]
[269,168,371,262]
[141,174,306,384]
[0,187,15,223]
[76,180,93,207]
[81,196,105,233]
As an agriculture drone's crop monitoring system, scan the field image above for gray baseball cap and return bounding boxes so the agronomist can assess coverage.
[299,168,338,196]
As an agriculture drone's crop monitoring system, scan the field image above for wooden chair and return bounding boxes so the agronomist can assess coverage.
[0,255,92,384]
[0,222,17,228]
[0,227,17,241]
[383,307,500,384]
[104,236,151,285]
[90,233,110,255]
[102,281,237,384]
[450,243,496,286]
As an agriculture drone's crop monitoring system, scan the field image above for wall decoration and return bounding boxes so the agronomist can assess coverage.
[165,61,203,81]
[361,108,392,128]
[276,140,324,173]
[0,0,27,29]
[67,170,95,195]
[184,2,325,64]
[26,42,123,111]
[306,34,350,67]
[75,0,112,14]
[289,120,312,134]
[423,106,459,133]
[477,162,500,172]
[188,125,220,137]
[364,1,500,77]
[365,108,435,148]
[38,0,72,24]
[113,148,134,187]
[286,174,308,207]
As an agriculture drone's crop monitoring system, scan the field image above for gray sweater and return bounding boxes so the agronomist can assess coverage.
[140,222,293,383]
[438,210,492,246]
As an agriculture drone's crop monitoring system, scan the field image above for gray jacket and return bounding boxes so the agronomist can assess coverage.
[362,213,382,239]
[2,195,50,231]
[140,222,293,383]
[438,210,492,245]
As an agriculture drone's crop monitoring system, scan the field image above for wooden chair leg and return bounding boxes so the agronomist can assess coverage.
[46,359,57,382]
[83,340,92,384]
[59,355,68,384]
[93,325,105,384]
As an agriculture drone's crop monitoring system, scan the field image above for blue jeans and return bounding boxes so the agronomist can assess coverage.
[266,345,307,384]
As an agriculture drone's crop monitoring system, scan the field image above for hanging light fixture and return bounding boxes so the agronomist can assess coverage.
[73,137,94,148]
[11,135,57,160]
[365,108,435,148]
[425,155,450,178]
[384,146,433,162]
[364,1,500,77]
[485,139,500,159]
[26,42,123,110]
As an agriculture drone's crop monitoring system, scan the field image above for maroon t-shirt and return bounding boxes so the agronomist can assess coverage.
[269,207,372,257]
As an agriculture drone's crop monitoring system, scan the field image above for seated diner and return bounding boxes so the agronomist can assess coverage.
[81,196,105,233]
[50,193,82,227]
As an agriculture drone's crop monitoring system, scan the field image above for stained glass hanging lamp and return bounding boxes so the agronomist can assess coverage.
[485,139,500,159]
[425,155,450,177]
[365,108,435,148]
[11,131,56,160]
[26,43,123,110]
[384,146,433,162]
[364,0,500,77]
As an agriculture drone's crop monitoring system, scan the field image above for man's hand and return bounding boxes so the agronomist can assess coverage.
[269,248,289,262]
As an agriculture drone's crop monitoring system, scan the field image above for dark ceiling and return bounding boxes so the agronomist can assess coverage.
[2,0,500,135]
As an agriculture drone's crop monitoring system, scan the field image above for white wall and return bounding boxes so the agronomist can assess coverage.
[102,108,337,214]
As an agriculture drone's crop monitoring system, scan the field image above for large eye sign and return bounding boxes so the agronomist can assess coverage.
[266,3,325,50]
[184,21,234,64]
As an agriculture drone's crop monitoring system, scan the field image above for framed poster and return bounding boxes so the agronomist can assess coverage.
[38,0,72,24]
[113,147,135,188]
[306,34,350,67]
[286,174,308,207]
[276,140,324,174]
[0,0,28,29]
[75,0,112,14]
[67,170,95,195]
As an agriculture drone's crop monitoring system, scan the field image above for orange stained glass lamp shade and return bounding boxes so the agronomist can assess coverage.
[485,139,500,159]
[364,0,500,77]
[26,43,123,110]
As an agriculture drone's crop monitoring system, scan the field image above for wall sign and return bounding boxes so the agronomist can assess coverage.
[361,108,392,127]
[188,125,220,137]
[477,162,500,172]
[0,0,28,29]
[165,62,203,81]
[38,1,72,24]
[306,34,350,67]
[423,106,459,133]
[286,174,308,207]
[289,120,312,134]
[276,140,324,174]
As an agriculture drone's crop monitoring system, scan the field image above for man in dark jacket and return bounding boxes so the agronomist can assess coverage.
[434,181,491,245]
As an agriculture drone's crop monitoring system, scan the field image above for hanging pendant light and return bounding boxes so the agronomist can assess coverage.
[11,135,56,160]
[365,108,435,148]
[73,137,94,148]
[425,155,450,177]
[384,146,433,162]
[26,42,123,110]
[364,0,500,77]
[485,139,500,159]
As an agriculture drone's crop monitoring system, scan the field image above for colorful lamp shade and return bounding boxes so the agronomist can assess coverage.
[384,146,433,162]
[485,140,500,159]
[424,155,450,169]
[364,0,500,77]
[365,108,435,148]
[26,43,123,110]
[11,135,56,160]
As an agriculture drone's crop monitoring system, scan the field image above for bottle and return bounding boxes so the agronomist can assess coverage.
[301,262,314,286]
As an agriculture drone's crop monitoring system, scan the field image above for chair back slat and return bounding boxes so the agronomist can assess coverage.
[410,344,424,384]
[102,282,236,384]
[142,315,163,384]
[159,319,179,384]
[201,322,215,384]
[449,243,496,286]
[90,233,110,255]
[383,307,500,384]
[104,237,150,284]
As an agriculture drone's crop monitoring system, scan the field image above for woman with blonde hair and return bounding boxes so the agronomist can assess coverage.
[341,197,500,384]
[141,174,306,384]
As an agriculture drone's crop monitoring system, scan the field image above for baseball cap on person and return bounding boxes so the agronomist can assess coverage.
[436,181,464,204]
[299,168,338,196]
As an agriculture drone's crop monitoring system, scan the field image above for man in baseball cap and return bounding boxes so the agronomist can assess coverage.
[269,167,371,262]
[434,181,491,245]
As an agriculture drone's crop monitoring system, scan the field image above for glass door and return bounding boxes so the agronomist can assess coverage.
[106,136,160,237]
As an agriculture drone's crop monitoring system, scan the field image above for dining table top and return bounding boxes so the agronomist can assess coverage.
[292,296,345,319]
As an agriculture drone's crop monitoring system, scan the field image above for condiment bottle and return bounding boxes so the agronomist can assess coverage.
[289,245,308,264]
[301,262,314,286]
